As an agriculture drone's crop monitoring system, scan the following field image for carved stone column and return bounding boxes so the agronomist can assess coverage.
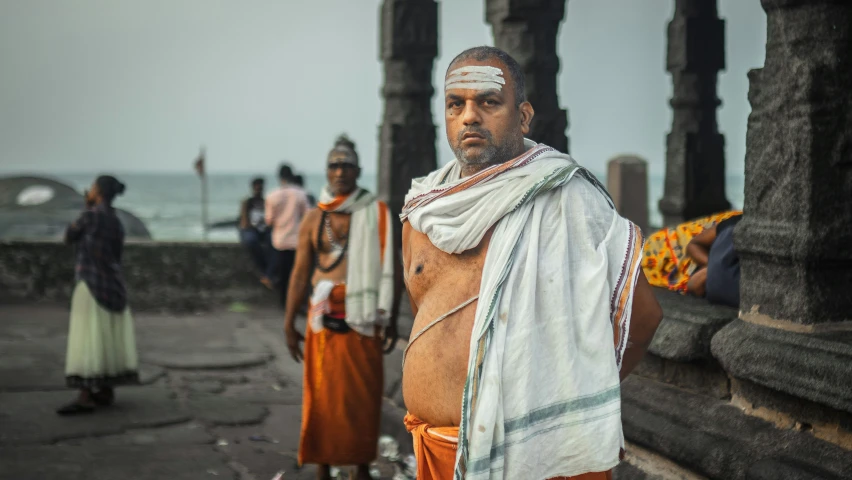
[735,0,852,327]
[378,0,439,230]
[486,0,568,153]
[658,0,730,226]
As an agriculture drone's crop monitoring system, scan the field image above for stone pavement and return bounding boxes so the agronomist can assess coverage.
[0,303,411,480]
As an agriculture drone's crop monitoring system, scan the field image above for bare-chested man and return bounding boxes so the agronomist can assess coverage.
[401,46,663,480]
[284,135,402,480]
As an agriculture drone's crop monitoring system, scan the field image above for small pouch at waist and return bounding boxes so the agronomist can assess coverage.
[322,314,351,333]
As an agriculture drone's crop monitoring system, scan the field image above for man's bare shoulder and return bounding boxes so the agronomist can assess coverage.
[301,207,322,225]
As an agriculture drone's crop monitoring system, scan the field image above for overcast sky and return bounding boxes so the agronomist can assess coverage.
[0,0,766,177]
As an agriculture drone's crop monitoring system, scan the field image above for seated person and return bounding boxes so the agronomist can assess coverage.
[239,177,272,288]
[685,214,742,308]
[642,210,742,294]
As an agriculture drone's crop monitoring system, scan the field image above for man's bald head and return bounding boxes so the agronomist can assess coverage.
[447,46,526,107]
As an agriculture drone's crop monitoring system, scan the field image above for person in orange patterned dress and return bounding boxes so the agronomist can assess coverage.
[641,211,742,294]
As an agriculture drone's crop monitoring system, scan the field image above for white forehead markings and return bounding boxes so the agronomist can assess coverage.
[445,65,505,92]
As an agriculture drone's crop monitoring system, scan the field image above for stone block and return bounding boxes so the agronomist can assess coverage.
[380,0,438,60]
[486,0,569,152]
[607,155,649,234]
[711,319,852,415]
[648,288,738,362]
[736,0,852,325]
[186,393,269,426]
[633,353,730,399]
[145,351,271,370]
[0,240,277,311]
[0,387,189,445]
[659,0,730,226]
[378,0,438,237]
[0,445,233,480]
[622,376,852,479]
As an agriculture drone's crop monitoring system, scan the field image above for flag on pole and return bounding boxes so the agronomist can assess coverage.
[194,146,209,241]
[194,148,206,177]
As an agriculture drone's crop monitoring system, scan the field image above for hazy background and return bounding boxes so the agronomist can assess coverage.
[1,0,766,178]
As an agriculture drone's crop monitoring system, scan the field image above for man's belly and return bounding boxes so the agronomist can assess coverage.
[402,298,478,427]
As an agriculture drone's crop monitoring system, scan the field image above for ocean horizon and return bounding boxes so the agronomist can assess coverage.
[11,171,745,242]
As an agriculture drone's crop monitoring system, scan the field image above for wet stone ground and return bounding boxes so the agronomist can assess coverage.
[0,304,411,480]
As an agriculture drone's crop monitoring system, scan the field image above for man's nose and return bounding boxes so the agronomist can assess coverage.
[461,100,482,126]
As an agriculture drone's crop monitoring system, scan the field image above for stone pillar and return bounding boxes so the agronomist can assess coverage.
[486,0,568,153]
[658,0,730,226]
[735,0,852,327]
[378,0,439,227]
[607,155,649,234]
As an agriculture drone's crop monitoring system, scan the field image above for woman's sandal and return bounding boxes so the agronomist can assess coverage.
[92,391,114,406]
[56,402,95,415]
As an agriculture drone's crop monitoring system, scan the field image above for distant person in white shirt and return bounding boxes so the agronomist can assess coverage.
[265,164,309,308]
[292,174,317,207]
[239,177,272,288]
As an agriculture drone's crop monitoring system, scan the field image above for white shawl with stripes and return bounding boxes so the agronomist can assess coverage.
[402,140,643,479]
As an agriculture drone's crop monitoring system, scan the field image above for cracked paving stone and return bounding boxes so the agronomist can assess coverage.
[212,404,303,454]
[221,380,302,405]
[57,421,215,447]
[0,362,165,392]
[0,445,236,480]
[187,393,269,426]
[179,372,250,385]
[146,351,271,370]
[0,387,189,446]
[187,380,226,394]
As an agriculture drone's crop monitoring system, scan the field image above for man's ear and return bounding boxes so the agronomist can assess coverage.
[519,102,534,136]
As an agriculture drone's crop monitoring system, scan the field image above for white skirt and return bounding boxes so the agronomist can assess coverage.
[65,281,139,388]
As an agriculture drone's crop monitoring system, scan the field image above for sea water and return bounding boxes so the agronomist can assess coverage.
[53,172,744,242]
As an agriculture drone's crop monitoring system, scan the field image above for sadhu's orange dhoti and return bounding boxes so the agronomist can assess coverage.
[298,284,384,466]
[404,413,612,480]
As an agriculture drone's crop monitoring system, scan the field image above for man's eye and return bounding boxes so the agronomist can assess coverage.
[484,99,497,106]
[448,101,462,108]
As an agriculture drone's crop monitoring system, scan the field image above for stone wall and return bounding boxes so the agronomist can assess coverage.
[621,289,852,478]
[0,241,274,312]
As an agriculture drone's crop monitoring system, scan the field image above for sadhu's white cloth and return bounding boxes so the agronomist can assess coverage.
[318,187,394,337]
[401,140,644,479]
[308,279,335,333]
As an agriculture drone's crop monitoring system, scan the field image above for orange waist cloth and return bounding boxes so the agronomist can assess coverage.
[404,413,459,480]
[298,287,384,466]
[404,413,612,480]
[326,283,346,318]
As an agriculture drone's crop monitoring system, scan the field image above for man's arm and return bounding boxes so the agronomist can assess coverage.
[382,227,405,352]
[264,192,277,227]
[687,226,717,268]
[238,199,250,230]
[401,221,419,318]
[65,211,90,245]
[283,208,319,362]
[620,273,663,381]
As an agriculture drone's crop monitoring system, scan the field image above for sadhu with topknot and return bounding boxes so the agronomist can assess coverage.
[283,134,403,480]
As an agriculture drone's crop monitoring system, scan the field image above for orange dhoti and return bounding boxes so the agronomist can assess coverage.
[298,285,384,466]
[404,413,612,480]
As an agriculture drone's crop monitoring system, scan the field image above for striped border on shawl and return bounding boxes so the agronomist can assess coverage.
[318,188,372,213]
[454,164,584,480]
[611,223,645,369]
[466,396,621,476]
[400,144,556,221]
